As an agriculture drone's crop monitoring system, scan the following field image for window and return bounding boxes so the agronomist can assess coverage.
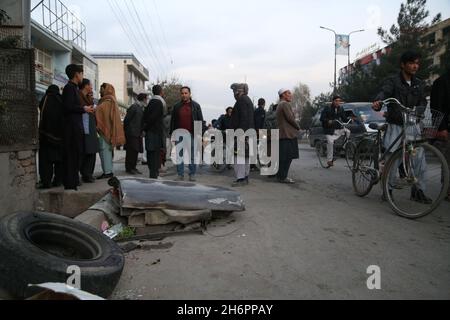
[35,48,53,73]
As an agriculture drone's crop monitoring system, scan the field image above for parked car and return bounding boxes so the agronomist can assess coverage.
[309,102,387,148]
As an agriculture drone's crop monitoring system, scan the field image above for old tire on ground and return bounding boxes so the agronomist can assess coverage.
[0,212,124,299]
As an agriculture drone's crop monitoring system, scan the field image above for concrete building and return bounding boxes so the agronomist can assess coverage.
[30,1,98,101]
[91,53,150,112]
[422,17,450,81]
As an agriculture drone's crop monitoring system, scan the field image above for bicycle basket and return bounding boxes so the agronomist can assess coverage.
[404,108,444,141]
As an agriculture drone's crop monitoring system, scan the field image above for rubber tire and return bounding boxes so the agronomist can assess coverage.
[0,212,125,299]
[382,143,450,219]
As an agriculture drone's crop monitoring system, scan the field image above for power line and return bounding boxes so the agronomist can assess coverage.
[107,0,157,81]
[152,0,174,66]
[127,0,167,78]
[116,0,163,78]
[140,0,171,73]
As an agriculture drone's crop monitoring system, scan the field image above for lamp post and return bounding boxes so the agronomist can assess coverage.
[348,29,365,73]
[320,27,365,91]
[320,26,337,93]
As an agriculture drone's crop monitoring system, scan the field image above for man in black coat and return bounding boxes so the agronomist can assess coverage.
[431,70,450,200]
[143,86,166,179]
[320,95,350,168]
[373,51,430,203]
[230,83,255,187]
[124,93,148,175]
[254,98,266,132]
[62,64,94,191]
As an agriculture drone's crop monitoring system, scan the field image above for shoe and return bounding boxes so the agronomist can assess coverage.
[52,181,63,188]
[189,176,197,182]
[97,173,114,180]
[411,187,432,205]
[327,161,334,168]
[37,183,51,190]
[175,176,185,182]
[126,170,136,175]
[279,178,295,184]
[232,179,248,187]
[82,177,95,183]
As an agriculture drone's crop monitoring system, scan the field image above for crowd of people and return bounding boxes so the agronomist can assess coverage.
[37,63,302,191]
[37,53,450,199]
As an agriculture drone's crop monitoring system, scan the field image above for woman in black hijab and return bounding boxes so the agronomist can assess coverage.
[38,85,64,189]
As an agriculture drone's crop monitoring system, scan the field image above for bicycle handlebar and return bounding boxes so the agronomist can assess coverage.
[334,119,353,127]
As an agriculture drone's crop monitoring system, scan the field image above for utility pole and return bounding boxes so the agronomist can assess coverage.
[320,26,337,93]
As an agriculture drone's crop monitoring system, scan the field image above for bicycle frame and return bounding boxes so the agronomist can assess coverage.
[363,98,423,184]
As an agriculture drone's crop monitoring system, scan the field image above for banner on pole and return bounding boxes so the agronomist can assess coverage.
[336,34,349,56]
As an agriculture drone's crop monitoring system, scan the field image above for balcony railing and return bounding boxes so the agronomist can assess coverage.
[127,80,144,94]
[35,66,53,86]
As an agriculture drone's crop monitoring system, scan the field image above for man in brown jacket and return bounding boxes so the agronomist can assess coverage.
[276,88,300,184]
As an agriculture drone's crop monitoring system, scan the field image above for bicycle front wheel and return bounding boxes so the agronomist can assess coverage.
[352,139,378,197]
[383,143,450,219]
[316,141,329,169]
[345,141,357,171]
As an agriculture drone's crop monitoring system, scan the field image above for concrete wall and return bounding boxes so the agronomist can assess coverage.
[0,0,36,218]
[0,151,37,217]
[96,59,127,104]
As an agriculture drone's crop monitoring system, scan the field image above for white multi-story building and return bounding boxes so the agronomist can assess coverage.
[91,53,150,108]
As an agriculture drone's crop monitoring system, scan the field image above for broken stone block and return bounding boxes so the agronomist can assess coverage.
[75,210,108,231]
[128,214,146,228]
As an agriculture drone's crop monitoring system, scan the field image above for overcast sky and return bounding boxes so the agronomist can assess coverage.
[31,0,450,121]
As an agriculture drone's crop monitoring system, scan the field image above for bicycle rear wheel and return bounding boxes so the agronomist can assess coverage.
[345,141,357,171]
[316,141,329,169]
[352,139,378,197]
[383,143,449,219]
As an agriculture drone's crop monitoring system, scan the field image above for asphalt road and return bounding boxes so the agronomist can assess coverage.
[110,143,450,300]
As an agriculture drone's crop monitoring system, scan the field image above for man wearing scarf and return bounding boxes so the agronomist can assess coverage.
[95,83,126,180]
[38,85,64,189]
[143,85,167,179]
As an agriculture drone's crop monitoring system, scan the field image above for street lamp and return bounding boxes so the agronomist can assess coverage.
[320,26,365,92]
[348,29,365,70]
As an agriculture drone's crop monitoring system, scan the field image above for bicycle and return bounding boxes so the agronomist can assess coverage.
[316,119,357,171]
[352,98,449,219]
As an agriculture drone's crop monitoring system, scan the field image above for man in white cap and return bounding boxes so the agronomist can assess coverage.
[276,88,300,183]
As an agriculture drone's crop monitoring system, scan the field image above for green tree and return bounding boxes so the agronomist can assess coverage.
[298,92,331,130]
[338,0,443,101]
[150,77,183,113]
[292,82,311,120]
[376,0,441,84]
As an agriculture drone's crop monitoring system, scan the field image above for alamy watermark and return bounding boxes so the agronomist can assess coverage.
[67,265,81,290]
[367,265,381,290]
[170,121,280,176]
